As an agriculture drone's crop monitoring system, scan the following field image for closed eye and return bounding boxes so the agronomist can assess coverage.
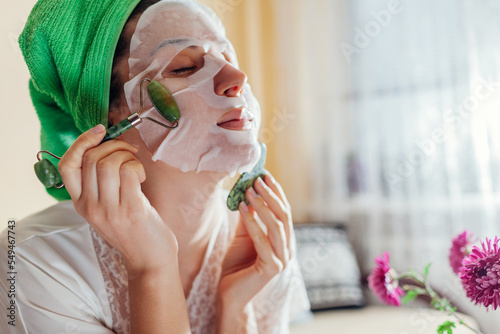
[171,66,197,75]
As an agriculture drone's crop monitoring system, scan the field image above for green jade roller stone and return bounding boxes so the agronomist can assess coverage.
[227,143,268,211]
[147,80,180,123]
[101,81,180,143]
[34,158,62,188]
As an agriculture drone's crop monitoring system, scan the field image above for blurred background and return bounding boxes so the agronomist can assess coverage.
[2,0,500,332]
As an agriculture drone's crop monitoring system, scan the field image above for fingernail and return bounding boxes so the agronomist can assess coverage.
[248,187,257,198]
[240,201,249,212]
[92,124,105,134]
[256,177,265,187]
[131,143,139,149]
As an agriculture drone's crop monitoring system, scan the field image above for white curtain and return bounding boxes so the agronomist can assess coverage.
[272,0,500,332]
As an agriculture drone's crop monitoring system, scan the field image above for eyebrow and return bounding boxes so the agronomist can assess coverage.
[151,38,190,56]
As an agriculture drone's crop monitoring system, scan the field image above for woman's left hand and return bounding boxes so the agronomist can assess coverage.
[218,173,295,311]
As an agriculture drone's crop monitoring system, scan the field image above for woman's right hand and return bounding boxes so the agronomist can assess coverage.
[58,124,178,276]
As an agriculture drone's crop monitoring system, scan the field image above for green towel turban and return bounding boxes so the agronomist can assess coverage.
[19,0,141,201]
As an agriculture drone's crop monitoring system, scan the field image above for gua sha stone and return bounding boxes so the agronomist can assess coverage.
[227,143,267,211]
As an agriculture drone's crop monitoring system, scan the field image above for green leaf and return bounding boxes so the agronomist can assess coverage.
[402,289,419,304]
[424,263,432,280]
[437,321,455,334]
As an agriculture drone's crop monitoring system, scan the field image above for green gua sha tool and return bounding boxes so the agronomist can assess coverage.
[34,78,180,189]
[227,143,267,211]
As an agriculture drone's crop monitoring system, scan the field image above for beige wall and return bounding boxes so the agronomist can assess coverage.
[0,0,277,227]
[0,0,56,228]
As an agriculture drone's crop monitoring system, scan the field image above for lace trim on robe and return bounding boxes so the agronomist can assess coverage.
[90,227,130,334]
[89,216,227,334]
[89,214,305,334]
[186,216,227,334]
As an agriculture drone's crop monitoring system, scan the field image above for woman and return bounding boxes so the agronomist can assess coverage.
[0,0,310,333]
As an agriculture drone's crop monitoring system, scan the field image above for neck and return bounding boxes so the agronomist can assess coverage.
[140,156,228,252]
[119,129,231,264]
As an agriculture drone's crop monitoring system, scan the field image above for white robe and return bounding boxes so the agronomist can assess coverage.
[0,201,311,333]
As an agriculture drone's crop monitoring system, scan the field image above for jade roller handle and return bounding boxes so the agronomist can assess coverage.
[101,113,142,143]
[34,113,143,188]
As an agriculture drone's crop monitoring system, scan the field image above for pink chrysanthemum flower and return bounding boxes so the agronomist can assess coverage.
[368,252,405,306]
[449,231,474,274]
[460,236,500,310]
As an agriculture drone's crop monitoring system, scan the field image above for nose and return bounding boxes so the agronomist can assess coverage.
[213,64,247,97]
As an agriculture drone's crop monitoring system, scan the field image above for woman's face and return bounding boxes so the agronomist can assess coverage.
[123,1,262,176]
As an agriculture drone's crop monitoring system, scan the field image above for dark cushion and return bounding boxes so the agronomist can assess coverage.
[294,223,365,310]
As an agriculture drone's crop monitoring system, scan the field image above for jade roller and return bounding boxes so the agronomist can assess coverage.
[34,78,181,188]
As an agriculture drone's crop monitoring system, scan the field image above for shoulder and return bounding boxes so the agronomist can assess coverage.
[0,200,99,278]
[0,202,114,332]
[0,200,95,268]
[0,200,101,288]
[0,201,99,277]
[1,200,89,247]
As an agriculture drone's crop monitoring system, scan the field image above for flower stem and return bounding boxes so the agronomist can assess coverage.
[432,297,483,334]
[400,272,483,334]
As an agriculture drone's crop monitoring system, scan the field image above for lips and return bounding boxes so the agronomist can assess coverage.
[217,107,254,131]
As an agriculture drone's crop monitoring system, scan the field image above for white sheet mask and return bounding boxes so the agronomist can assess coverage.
[123,0,261,176]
